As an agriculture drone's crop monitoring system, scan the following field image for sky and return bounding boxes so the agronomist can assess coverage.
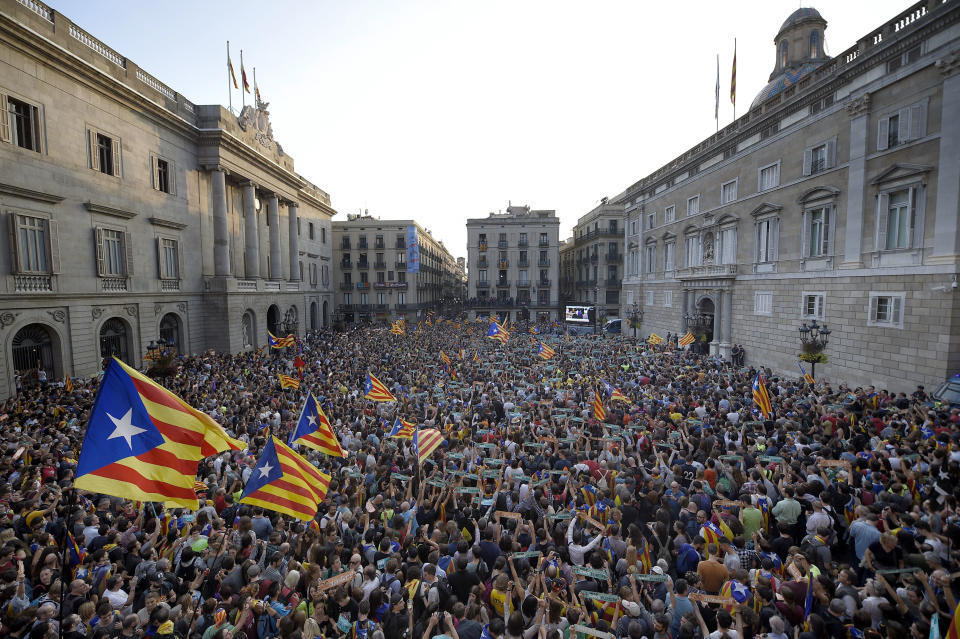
[52,0,909,259]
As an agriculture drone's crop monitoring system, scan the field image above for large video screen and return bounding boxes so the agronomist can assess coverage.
[565,305,594,324]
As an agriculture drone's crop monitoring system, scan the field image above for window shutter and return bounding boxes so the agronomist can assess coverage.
[111,138,122,177]
[892,296,902,326]
[802,148,812,175]
[152,156,160,191]
[176,240,183,279]
[7,213,20,273]
[772,218,780,261]
[898,108,909,143]
[876,193,889,251]
[877,118,889,151]
[908,103,926,140]
[909,186,920,249]
[168,161,176,196]
[826,207,835,256]
[0,94,10,144]
[125,231,134,276]
[754,222,761,263]
[870,295,879,322]
[826,137,837,169]
[156,237,163,278]
[48,220,60,274]
[801,211,808,258]
[95,227,105,276]
[89,130,100,171]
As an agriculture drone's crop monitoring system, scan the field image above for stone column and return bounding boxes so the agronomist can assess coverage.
[722,289,733,342]
[711,290,722,355]
[842,93,871,267]
[288,201,300,281]
[211,168,231,277]
[241,181,259,279]
[266,194,281,280]
[681,289,689,330]
[933,52,960,259]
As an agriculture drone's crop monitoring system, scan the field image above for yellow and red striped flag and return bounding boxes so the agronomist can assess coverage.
[388,417,416,439]
[753,372,773,418]
[278,374,300,390]
[440,350,451,366]
[65,373,74,393]
[593,389,607,422]
[240,436,331,521]
[364,372,397,402]
[74,358,245,509]
[648,333,664,345]
[538,342,556,360]
[289,393,344,457]
[678,332,695,347]
[412,428,444,465]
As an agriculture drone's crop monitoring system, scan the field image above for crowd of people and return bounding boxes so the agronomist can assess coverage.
[1,317,958,639]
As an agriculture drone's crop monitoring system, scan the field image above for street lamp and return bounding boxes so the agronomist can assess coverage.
[628,303,644,340]
[684,312,712,354]
[798,319,831,381]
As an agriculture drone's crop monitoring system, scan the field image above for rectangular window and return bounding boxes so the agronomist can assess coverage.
[160,238,179,279]
[802,292,825,320]
[519,232,527,245]
[721,179,738,204]
[89,130,121,177]
[868,292,905,328]
[343,292,352,305]
[478,269,487,283]
[377,271,385,283]
[377,292,386,305]
[519,269,528,285]
[398,292,407,305]
[664,242,675,272]
[647,212,655,230]
[758,162,780,191]
[360,293,369,305]
[321,227,326,243]
[687,195,700,216]
[754,291,773,316]
[877,100,927,151]
[5,96,41,152]
[685,235,700,267]
[719,227,737,264]
[539,232,548,246]
[807,207,830,257]
[156,158,171,193]
[664,205,675,223]
[14,214,49,273]
[803,138,836,175]
[398,271,406,283]
[645,290,654,306]
[309,223,315,240]
[644,245,655,274]
[756,218,778,263]
[664,290,673,307]
[886,189,913,250]
[100,228,125,276]
[630,220,638,235]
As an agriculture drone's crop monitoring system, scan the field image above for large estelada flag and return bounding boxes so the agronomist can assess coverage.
[487,321,509,344]
[289,393,344,457]
[753,372,773,418]
[75,358,245,509]
[411,427,444,464]
[648,333,664,345]
[537,342,556,360]
[240,436,331,521]
[364,372,397,402]
[267,331,295,348]
[387,417,416,439]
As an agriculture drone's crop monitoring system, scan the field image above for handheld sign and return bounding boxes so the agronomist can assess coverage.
[317,570,357,592]
[689,593,736,605]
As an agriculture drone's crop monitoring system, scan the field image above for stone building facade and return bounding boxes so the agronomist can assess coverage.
[0,0,335,398]
[332,215,458,325]
[571,201,623,320]
[620,0,960,391]
[465,205,561,323]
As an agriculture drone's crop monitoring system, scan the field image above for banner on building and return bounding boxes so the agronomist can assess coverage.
[407,225,420,273]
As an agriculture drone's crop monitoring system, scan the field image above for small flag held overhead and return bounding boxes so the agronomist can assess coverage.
[648,333,664,345]
[678,332,695,347]
[278,374,300,390]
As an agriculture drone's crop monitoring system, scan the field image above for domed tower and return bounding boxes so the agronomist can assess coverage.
[752,7,831,109]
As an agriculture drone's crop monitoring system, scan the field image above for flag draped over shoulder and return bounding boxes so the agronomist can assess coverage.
[240,436,331,521]
[289,393,344,457]
[75,358,245,509]
[364,372,397,402]
[753,372,773,418]
[412,428,444,464]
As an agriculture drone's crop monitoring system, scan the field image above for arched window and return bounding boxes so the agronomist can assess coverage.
[779,40,789,68]
[99,318,129,363]
[810,30,821,58]
[12,324,55,384]
[159,313,181,351]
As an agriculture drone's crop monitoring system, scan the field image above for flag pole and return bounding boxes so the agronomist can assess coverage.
[227,41,233,114]
[240,50,246,109]
[253,66,257,107]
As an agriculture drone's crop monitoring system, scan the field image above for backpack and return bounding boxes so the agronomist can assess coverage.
[433,576,454,612]
[257,604,280,639]
[495,493,509,511]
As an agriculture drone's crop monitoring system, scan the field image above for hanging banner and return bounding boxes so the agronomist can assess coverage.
[407,225,420,273]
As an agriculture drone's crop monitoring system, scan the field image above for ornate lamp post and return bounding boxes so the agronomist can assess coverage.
[798,319,831,380]
[627,303,644,340]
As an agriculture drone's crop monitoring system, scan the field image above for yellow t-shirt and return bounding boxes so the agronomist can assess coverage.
[490,588,508,616]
